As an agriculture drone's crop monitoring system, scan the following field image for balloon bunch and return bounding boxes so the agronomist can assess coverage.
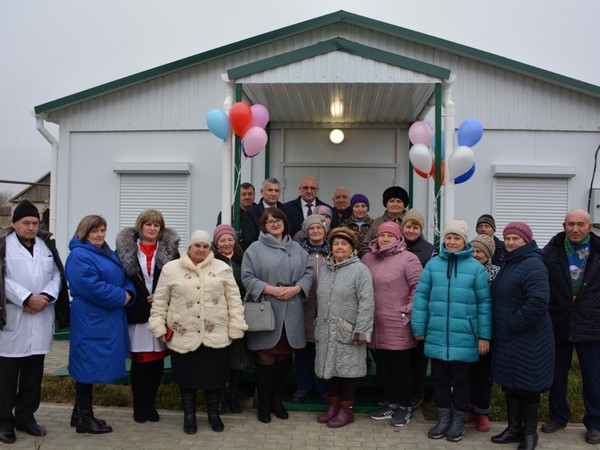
[408,119,483,184]
[207,102,270,157]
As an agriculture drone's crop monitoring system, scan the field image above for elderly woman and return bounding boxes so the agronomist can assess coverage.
[148,230,247,434]
[362,186,410,251]
[116,209,180,423]
[242,207,313,423]
[315,227,374,428]
[341,194,373,250]
[65,215,136,435]
[490,222,554,450]
[362,222,423,427]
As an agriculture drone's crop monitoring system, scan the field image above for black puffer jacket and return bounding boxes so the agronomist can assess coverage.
[544,231,600,343]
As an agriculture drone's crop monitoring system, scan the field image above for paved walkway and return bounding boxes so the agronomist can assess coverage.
[17,340,594,450]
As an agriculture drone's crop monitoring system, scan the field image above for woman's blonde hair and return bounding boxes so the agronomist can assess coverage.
[74,215,107,242]
[135,209,165,238]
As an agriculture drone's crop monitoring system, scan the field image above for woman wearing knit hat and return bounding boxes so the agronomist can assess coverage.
[490,222,554,450]
[361,186,410,252]
[362,222,423,427]
[341,194,373,257]
[149,229,248,434]
[412,220,492,442]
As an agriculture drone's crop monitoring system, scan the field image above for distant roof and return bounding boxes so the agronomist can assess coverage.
[34,10,600,114]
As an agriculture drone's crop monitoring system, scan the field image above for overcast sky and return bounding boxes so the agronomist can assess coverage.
[1,0,598,195]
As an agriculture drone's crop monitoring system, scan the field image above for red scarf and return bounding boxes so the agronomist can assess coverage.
[139,242,157,276]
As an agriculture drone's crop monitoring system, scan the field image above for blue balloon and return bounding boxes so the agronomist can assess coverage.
[430,131,445,160]
[455,163,475,184]
[457,119,484,147]
[207,109,230,141]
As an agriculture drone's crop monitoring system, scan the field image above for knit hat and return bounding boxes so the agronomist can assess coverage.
[443,220,469,245]
[316,205,332,218]
[476,214,496,232]
[503,222,533,244]
[302,214,328,234]
[213,224,237,244]
[12,200,40,223]
[471,234,496,260]
[350,194,370,210]
[328,226,358,249]
[402,209,425,230]
[189,229,211,247]
[382,186,409,208]
[377,221,401,241]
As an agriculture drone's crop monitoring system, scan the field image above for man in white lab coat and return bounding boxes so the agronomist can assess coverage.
[0,200,69,444]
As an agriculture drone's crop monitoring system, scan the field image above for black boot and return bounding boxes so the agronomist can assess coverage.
[255,364,274,423]
[75,382,113,434]
[130,361,147,423]
[179,386,197,434]
[446,409,467,442]
[428,407,452,439]
[228,370,242,413]
[70,397,107,427]
[144,359,163,422]
[270,362,289,420]
[204,388,225,432]
[518,398,539,450]
[491,392,523,444]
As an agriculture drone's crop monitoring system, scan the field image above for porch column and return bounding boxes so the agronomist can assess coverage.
[442,74,456,225]
[220,74,235,225]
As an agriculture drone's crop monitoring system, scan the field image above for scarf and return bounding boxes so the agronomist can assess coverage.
[299,238,330,255]
[565,234,590,300]
[140,242,157,276]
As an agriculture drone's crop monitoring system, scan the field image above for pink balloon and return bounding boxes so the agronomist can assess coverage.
[250,104,269,129]
[242,127,268,157]
[408,121,433,146]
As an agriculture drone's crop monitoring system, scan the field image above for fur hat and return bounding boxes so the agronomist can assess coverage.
[443,220,469,245]
[471,234,496,260]
[476,214,496,232]
[12,200,40,223]
[503,222,533,244]
[316,205,332,218]
[350,194,370,210]
[402,209,425,230]
[382,186,409,208]
[302,214,328,234]
[328,226,358,249]
[213,224,237,244]
[377,221,401,241]
[189,229,211,248]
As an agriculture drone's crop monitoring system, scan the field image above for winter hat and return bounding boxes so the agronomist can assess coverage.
[503,222,533,244]
[382,186,409,208]
[213,224,237,244]
[377,221,401,241]
[443,220,469,245]
[328,226,358,249]
[12,200,40,223]
[189,229,211,248]
[302,214,328,234]
[476,214,496,232]
[350,194,370,210]
[471,234,496,260]
[316,205,333,218]
[402,209,425,230]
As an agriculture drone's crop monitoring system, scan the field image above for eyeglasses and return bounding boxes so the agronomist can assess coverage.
[265,219,283,226]
[300,186,318,191]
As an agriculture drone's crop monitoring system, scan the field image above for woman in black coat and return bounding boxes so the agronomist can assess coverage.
[490,222,554,450]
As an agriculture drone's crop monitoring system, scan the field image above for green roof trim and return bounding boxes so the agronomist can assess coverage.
[34,10,599,114]
[227,37,450,80]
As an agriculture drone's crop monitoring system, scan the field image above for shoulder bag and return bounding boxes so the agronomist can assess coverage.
[243,279,275,332]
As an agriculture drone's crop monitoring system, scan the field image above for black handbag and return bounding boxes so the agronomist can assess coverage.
[243,279,275,332]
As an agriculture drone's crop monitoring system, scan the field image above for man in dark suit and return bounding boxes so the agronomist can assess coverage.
[240,178,284,250]
[283,177,331,237]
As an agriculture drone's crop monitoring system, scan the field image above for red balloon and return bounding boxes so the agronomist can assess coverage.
[429,161,446,185]
[229,102,253,137]
[414,167,429,179]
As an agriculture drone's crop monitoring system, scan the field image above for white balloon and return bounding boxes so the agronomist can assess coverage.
[409,144,433,174]
[448,145,475,179]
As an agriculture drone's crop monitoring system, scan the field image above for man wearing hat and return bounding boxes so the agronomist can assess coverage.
[476,214,505,266]
[0,200,69,443]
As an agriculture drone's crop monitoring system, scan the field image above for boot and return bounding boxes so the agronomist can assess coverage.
[130,361,147,423]
[317,396,340,423]
[255,364,274,423]
[228,370,242,413]
[180,386,197,434]
[204,388,225,432]
[327,400,354,428]
[491,393,523,444]
[70,398,107,427]
[428,407,452,439]
[144,359,163,422]
[75,383,113,434]
[446,409,467,442]
[270,362,289,420]
[518,399,539,450]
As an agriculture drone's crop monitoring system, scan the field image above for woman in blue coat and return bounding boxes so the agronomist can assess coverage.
[490,222,554,450]
[65,215,135,435]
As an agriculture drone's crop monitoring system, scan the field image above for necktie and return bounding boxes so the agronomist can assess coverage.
[306,203,313,216]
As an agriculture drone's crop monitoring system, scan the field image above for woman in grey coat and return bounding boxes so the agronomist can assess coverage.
[315,227,374,428]
[241,207,313,424]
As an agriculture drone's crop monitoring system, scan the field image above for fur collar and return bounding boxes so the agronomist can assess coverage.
[116,227,180,277]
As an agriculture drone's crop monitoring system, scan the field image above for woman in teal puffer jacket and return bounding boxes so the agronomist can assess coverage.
[412,220,492,443]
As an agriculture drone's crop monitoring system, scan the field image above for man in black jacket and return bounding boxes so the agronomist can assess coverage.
[283,176,331,236]
[542,209,600,445]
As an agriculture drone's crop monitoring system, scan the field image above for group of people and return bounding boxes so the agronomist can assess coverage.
[0,185,598,448]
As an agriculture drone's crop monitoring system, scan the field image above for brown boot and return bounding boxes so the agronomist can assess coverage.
[327,400,354,428]
[317,396,340,423]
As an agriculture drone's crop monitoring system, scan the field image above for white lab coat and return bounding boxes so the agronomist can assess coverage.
[0,233,61,357]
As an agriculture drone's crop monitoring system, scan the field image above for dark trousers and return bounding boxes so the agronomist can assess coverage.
[373,348,414,407]
[0,355,45,430]
[294,342,328,394]
[328,377,358,402]
[411,340,429,400]
[431,359,472,412]
[549,339,600,430]
[470,351,492,414]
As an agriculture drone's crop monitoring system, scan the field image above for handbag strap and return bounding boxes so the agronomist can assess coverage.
[243,278,261,303]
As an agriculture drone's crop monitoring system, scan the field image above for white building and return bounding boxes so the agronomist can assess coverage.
[34,10,600,255]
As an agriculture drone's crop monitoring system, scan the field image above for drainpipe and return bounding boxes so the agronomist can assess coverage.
[35,113,58,234]
[442,74,456,225]
[220,73,235,225]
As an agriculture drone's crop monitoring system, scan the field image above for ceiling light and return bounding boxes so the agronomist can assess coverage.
[330,129,344,144]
